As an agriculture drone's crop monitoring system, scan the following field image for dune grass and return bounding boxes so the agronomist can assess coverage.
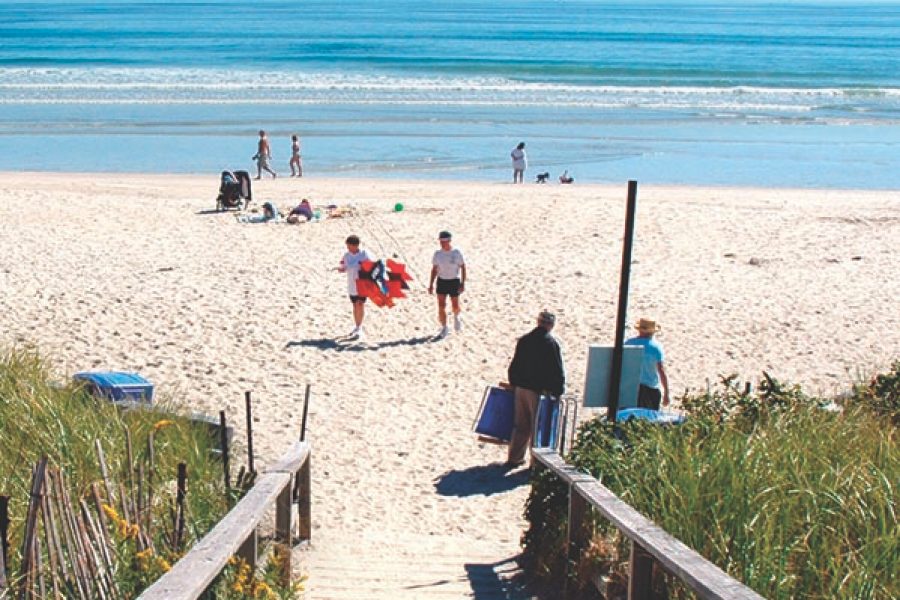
[0,346,299,598]
[523,368,899,599]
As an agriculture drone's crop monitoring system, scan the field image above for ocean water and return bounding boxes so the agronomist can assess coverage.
[1,0,899,188]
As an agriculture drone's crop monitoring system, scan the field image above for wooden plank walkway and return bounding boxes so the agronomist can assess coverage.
[298,529,535,600]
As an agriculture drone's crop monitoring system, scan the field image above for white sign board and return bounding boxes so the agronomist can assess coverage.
[583,345,643,408]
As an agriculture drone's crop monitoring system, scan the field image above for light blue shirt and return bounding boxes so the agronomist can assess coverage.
[625,336,665,388]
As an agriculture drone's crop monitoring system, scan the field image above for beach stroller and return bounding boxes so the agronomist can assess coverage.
[215,170,252,211]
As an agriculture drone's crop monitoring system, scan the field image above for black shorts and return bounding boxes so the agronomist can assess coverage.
[436,278,461,297]
[637,385,661,411]
[349,295,367,304]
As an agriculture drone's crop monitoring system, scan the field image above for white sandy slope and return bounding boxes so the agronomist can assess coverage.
[1,173,898,590]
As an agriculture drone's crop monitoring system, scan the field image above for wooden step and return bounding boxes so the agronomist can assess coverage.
[298,533,534,599]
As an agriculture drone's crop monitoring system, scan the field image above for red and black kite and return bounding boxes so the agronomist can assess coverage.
[357,259,413,307]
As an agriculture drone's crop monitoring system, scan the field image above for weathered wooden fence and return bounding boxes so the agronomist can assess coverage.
[531,448,764,600]
[138,440,311,599]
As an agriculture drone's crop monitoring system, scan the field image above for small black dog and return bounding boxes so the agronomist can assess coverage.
[535,172,550,183]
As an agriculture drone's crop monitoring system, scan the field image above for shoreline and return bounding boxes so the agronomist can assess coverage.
[5,171,900,194]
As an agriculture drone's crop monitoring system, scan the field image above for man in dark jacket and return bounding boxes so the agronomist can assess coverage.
[506,310,565,467]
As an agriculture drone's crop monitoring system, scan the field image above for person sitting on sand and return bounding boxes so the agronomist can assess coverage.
[237,201,281,223]
[287,199,314,224]
[559,170,574,184]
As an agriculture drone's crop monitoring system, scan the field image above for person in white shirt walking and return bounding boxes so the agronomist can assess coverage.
[336,234,375,339]
[428,230,467,339]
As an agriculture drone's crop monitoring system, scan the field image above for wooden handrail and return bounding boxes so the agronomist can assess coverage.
[531,448,764,600]
[138,441,311,600]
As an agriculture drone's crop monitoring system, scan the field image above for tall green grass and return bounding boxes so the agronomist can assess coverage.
[523,369,899,599]
[0,346,302,598]
[0,346,228,537]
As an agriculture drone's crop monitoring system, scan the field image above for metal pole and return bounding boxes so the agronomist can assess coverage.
[607,180,638,422]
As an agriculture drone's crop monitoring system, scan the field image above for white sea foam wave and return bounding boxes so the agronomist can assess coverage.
[1,67,898,95]
[0,68,897,117]
[0,97,814,111]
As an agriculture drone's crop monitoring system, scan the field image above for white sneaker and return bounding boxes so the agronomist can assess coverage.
[348,326,362,339]
[453,315,463,332]
[437,325,449,339]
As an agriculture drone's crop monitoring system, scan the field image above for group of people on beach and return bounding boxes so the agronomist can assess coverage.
[510,141,574,184]
[336,229,669,470]
[253,130,303,180]
[253,131,574,184]
[337,230,466,341]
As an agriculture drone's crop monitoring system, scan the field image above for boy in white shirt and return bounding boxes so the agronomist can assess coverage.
[428,231,467,338]
[337,234,375,339]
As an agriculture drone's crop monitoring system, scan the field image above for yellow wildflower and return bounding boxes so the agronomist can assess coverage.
[153,419,175,431]
[101,504,120,522]
[155,557,171,572]
[254,581,277,599]
[136,548,154,572]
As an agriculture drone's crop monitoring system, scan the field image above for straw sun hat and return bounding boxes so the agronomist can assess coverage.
[635,318,661,333]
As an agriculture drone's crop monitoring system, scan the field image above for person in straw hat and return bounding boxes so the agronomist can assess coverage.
[625,318,670,410]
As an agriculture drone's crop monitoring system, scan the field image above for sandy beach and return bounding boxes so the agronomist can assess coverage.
[2,173,898,593]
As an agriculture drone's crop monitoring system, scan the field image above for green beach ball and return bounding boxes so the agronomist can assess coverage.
[393,202,404,212]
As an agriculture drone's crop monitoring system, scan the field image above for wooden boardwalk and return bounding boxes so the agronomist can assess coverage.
[298,529,534,600]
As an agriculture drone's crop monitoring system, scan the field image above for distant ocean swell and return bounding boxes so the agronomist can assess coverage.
[1,68,898,123]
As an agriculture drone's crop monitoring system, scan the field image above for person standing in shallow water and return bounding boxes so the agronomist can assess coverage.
[289,134,303,177]
[254,130,276,179]
[510,142,527,183]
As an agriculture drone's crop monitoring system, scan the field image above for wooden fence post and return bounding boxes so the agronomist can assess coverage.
[564,489,589,599]
[628,541,654,600]
[174,463,187,550]
[275,481,293,586]
[237,530,258,570]
[19,457,49,597]
[219,411,231,500]
[300,384,311,442]
[297,458,311,543]
[245,391,255,474]
[0,495,9,589]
